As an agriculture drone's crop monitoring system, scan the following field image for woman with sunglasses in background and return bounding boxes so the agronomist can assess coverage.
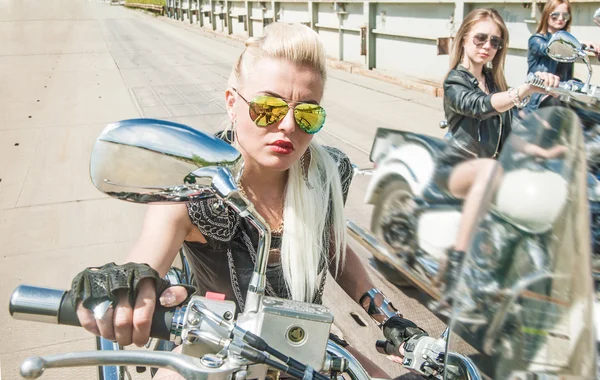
[523,0,600,115]
[69,22,426,379]
[434,8,559,300]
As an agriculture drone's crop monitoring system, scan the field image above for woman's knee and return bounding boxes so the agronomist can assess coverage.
[448,158,501,198]
[476,158,497,175]
[477,159,504,187]
[469,159,501,194]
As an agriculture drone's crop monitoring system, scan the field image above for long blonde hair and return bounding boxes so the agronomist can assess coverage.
[448,8,509,91]
[228,23,346,303]
[536,0,572,34]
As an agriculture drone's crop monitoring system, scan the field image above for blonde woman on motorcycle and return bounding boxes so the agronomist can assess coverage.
[69,22,426,379]
[434,8,561,295]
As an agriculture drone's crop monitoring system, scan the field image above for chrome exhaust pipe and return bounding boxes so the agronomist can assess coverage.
[346,220,441,300]
[346,220,394,264]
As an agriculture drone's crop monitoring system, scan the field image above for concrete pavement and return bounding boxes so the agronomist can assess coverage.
[0,2,446,378]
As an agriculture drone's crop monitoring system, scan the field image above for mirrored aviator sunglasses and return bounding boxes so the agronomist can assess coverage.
[473,33,504,50]
[234,90,326,134]
[550,11,570,21]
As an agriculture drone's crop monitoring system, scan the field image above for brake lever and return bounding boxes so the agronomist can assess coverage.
[19,350,236,379]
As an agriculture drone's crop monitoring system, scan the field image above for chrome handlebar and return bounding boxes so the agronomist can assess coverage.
[10,286,480,380]
[526,73,600,111]
[18,342,379,380]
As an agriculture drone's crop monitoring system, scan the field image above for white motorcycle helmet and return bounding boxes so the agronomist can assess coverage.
[494,168,568,233]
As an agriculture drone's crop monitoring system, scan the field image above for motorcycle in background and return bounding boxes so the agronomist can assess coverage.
[446,105,596,379]
[352,106,597,378]
[351,11,600,294]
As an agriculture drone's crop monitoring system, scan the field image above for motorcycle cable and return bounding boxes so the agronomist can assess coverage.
[240,335,330,380]
[238,345,328,380]
[236,329,314,374]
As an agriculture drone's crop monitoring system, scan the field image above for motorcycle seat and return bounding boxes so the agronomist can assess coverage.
[422,182,462,206]
[405,134,447,157]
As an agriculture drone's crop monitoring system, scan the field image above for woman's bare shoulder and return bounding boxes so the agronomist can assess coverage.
[147,203,206,243]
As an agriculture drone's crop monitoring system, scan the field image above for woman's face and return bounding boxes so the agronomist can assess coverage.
[548,3,569,32]
[463,19,502,67]
[226,58,323,172]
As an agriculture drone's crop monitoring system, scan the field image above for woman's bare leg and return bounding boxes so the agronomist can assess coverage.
[447,158,501,251]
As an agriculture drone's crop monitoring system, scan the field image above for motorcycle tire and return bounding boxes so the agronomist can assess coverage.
[370,178,415,288]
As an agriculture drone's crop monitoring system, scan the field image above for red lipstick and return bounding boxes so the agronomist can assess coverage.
[269,140,295,154]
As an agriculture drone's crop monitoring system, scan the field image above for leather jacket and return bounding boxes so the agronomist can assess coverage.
[524,32,573,114]
[443,65,512,159]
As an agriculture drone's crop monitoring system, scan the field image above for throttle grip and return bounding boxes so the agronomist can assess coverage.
[375,340,400,356]
[10,285,176,341]
[582,44,598,54]
[526,72,547,89]
[526,73,584,93]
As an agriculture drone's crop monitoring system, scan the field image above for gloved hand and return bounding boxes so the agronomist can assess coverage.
[71,262,196,311]
[382,315,427,355]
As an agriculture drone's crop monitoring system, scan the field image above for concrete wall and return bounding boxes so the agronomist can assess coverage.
[165,0,600,88]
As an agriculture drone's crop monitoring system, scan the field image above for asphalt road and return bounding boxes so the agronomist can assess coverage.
[0,1,449,378]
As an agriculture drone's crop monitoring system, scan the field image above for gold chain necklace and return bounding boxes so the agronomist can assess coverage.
[237,180,284,235]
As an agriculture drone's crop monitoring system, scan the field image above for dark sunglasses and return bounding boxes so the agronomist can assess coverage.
[232,89,326,134]
[472,33,504,50]
[550,12,570,21]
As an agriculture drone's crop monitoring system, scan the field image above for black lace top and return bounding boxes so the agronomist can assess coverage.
[184,146,353,312]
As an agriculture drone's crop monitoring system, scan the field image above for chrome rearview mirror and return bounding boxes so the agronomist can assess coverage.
[547,31,584,63]
[547,31,593,92]
[91,119,271,314]
[594,8,600,27]
[90,118,243,203]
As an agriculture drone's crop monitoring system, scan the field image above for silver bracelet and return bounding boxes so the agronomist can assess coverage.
[508,87,518,107]
[509,86,530,109]
[515,85,531,108]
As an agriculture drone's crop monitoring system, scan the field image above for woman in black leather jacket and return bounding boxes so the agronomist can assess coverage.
[434,8,560,290]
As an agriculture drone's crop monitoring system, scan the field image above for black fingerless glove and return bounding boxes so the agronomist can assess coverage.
[71,262,196,310]
[382,315,428,351]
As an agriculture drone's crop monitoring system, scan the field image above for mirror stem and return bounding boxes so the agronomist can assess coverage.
[223,191,271,313]
[198,166,272,314]
[243,209,271,313]
[582,56,593,93]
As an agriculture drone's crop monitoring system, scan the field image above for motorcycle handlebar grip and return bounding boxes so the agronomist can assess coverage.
[148,305,176,341]
[526,72,576,91]
[10,285,176,342]
[57,291,81,327]
[375,340,400,356]
[59,291,176,341]
[582,44,597,53]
